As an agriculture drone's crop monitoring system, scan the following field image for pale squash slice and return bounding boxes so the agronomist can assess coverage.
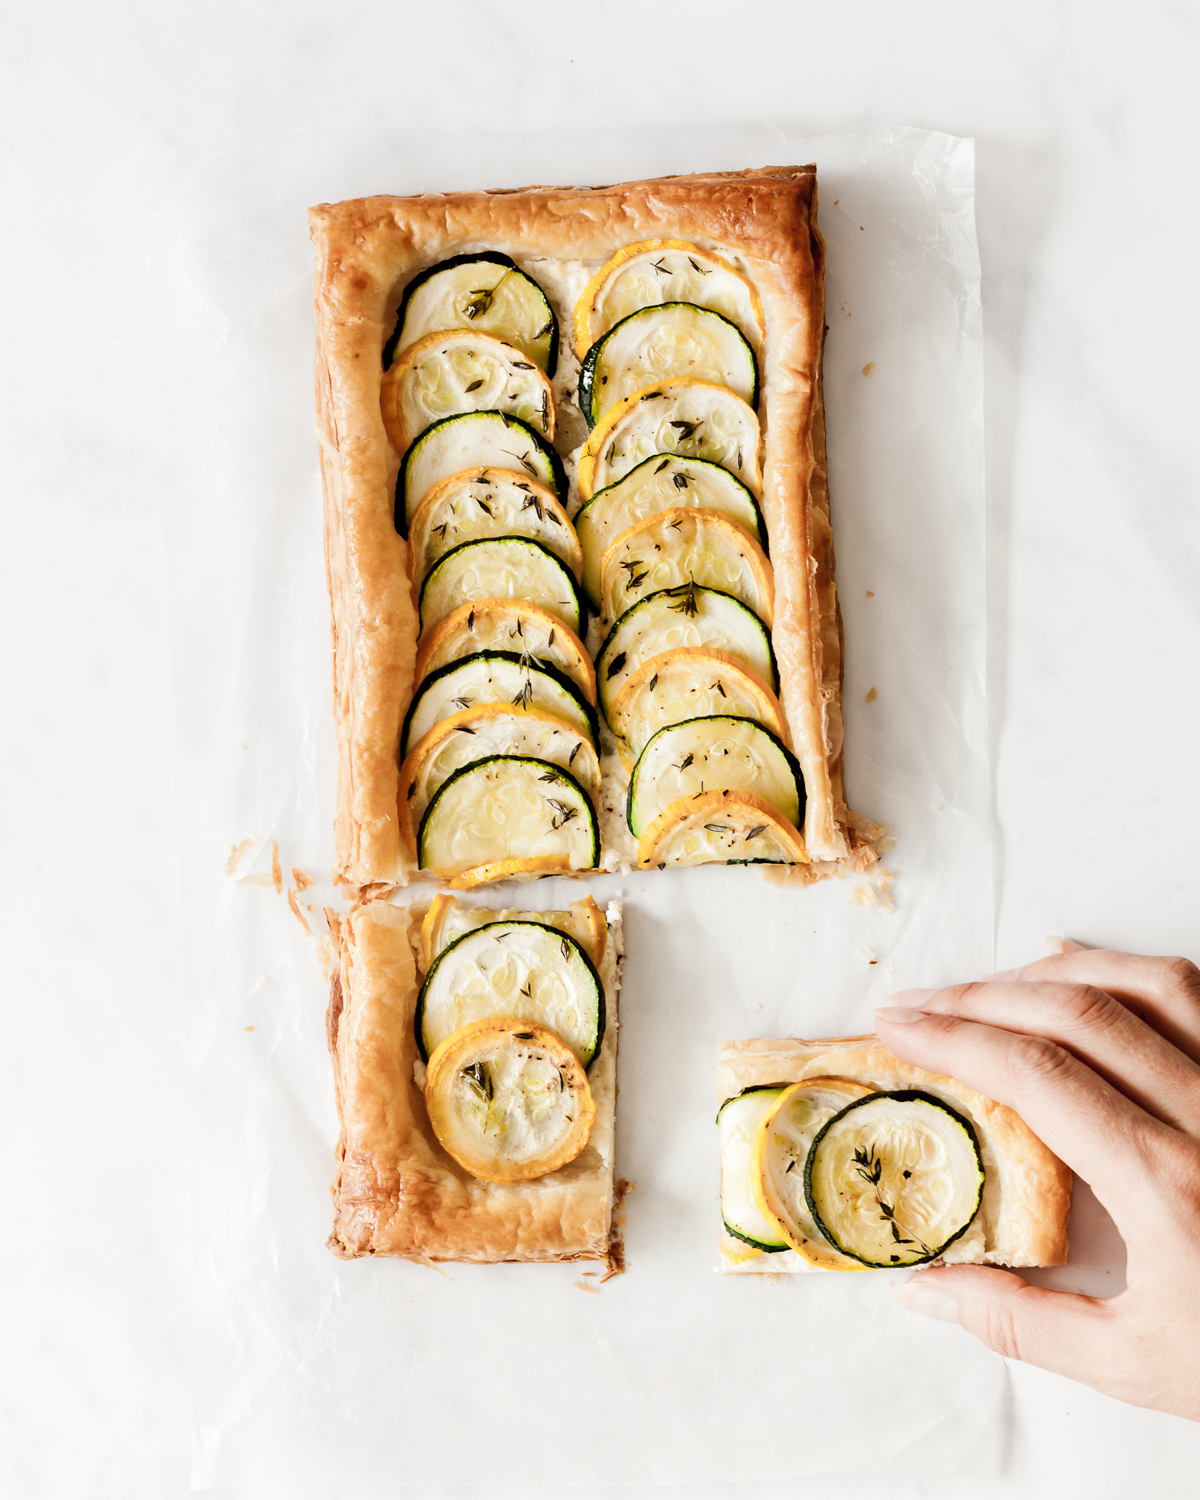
[751,1079,875,1270]
[408,468,578,588]
[382,330,554,452]
[610,649,788,770]
[576,454,764,608]
[573,239,764,359]
[398,705,601,853]
[577,379,761,504]
[415,600,595,706]
[417,757,599,879]
[397,411,565,531]
[417,537,585,636]
[577,304,758,427]
[420,893,607,972]
[598,507,774,626]
[636,789,810,869]
[424,1017,594,1183]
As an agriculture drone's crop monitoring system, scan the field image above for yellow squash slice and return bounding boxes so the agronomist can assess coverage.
[636,789,810,869]
[598,508,774,626]
[415,600,595,706]
[577,380,761,504]
[575,454,764,608]
[408,468,579,588]
[424,1017,595,1183]
[610,649,788,770]
[751,1078,874,1269]
[398,705,601,853]
[420,893,607,971]
[381,330,554,452]
[573,239,764,358]
[445,854,576,891]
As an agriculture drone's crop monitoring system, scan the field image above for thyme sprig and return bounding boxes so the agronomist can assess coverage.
[464,270,512,320]
[852,1145,932,1254]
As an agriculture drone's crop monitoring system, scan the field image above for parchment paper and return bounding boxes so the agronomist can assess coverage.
[160,123,997,1489]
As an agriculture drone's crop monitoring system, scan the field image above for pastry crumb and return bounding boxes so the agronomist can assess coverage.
[865,589,874,597]
[573,1280,600,1294]
[287,888,312,936]
[857,948,877,964]
[865,687,877,702]
[292,867,314,892]
[861,361,874,376]
[225,837,255,875]
[270,840,283,893]
[245,1025,254,1032]
[237,872,276,888]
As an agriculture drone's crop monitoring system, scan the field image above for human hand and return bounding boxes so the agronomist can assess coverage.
[874,941,1200,1422]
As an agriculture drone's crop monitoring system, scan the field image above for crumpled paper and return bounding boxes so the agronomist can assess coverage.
[159,122,999,1489]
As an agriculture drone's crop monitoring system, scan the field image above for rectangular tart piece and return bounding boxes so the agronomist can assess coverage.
[327,898,622,1263]
[717,1035,1072,1274]
[310,167,875,891]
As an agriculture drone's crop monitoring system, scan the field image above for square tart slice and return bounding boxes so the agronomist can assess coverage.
[716,1035,1072,1274]
[310,167,877,892]
[327,896,622,1264]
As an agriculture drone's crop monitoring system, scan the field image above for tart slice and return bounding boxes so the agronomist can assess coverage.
[577,304,758,428]
[385,252,558,374]
[577,380,761,504]
[382,330,554,452]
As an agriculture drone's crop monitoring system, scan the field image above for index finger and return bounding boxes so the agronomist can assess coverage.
[873,1006,1174,1232]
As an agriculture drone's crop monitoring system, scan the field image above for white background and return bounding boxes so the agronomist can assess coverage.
[4,2,1200,1497]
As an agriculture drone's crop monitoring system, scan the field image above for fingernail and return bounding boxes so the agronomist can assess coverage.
[895,1278,960,1324]
[886,987,935,1006]
[874,1006,927,1024]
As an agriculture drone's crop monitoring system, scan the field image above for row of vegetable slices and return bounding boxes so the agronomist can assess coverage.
[416,896,608,1183]
[381,239,812,882]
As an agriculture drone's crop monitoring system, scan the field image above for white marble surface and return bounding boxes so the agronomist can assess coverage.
[3,1,1200,1496]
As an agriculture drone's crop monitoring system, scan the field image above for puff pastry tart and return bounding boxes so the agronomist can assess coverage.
[327,895,622,1262]
[716,1036,1073,1272]
[310,168,877,890]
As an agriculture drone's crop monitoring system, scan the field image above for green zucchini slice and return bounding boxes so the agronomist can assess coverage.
[418,756,600,877]
[408,468,579,589]
[804,1090,986,1268]
[626,715,803,839]
[418,537,585,637]
[415,920,605,1067]
[576,455,765,608]
[384,252,558,375]
[717,1086,790,1251]
[595,586,778,725]
[578,303,759,428]
[382,330,554,452]
[401,651,598,760]
[396,411,566,532]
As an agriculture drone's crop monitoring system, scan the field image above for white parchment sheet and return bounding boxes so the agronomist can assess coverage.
[160,125,997,1488]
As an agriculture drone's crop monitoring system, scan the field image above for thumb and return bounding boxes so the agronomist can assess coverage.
[896,1266,1115,1378]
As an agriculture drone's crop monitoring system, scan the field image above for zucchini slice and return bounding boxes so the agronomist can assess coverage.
[573,240,764,360]
[611,650,787,767]
[401,651,598,760]
[398,706,601,853]
[578,304,758,429]
[638,789,810,869]
[717,1086,790,1251]
[420,893,607,972]
[382,330,555,452]
[408,468,579,589]
[598,508,774,626]
[577,379,761,504]
[805,1091,986,1268]
[626,716,803,839]
[595,586,778,724]
[423,1017,593,1183]
[396,411,566,532]
[751,1078,875,1270]
[385,253,558,375]
[415,600,595,706]
[418,756,600,878]
[418,537,585,637]
[415,920,605,1066]
[576,454,765,608]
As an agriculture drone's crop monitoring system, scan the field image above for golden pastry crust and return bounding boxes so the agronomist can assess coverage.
[310,167,867,888]
[718,1035,1072,1269]
[327,900,621,1262]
